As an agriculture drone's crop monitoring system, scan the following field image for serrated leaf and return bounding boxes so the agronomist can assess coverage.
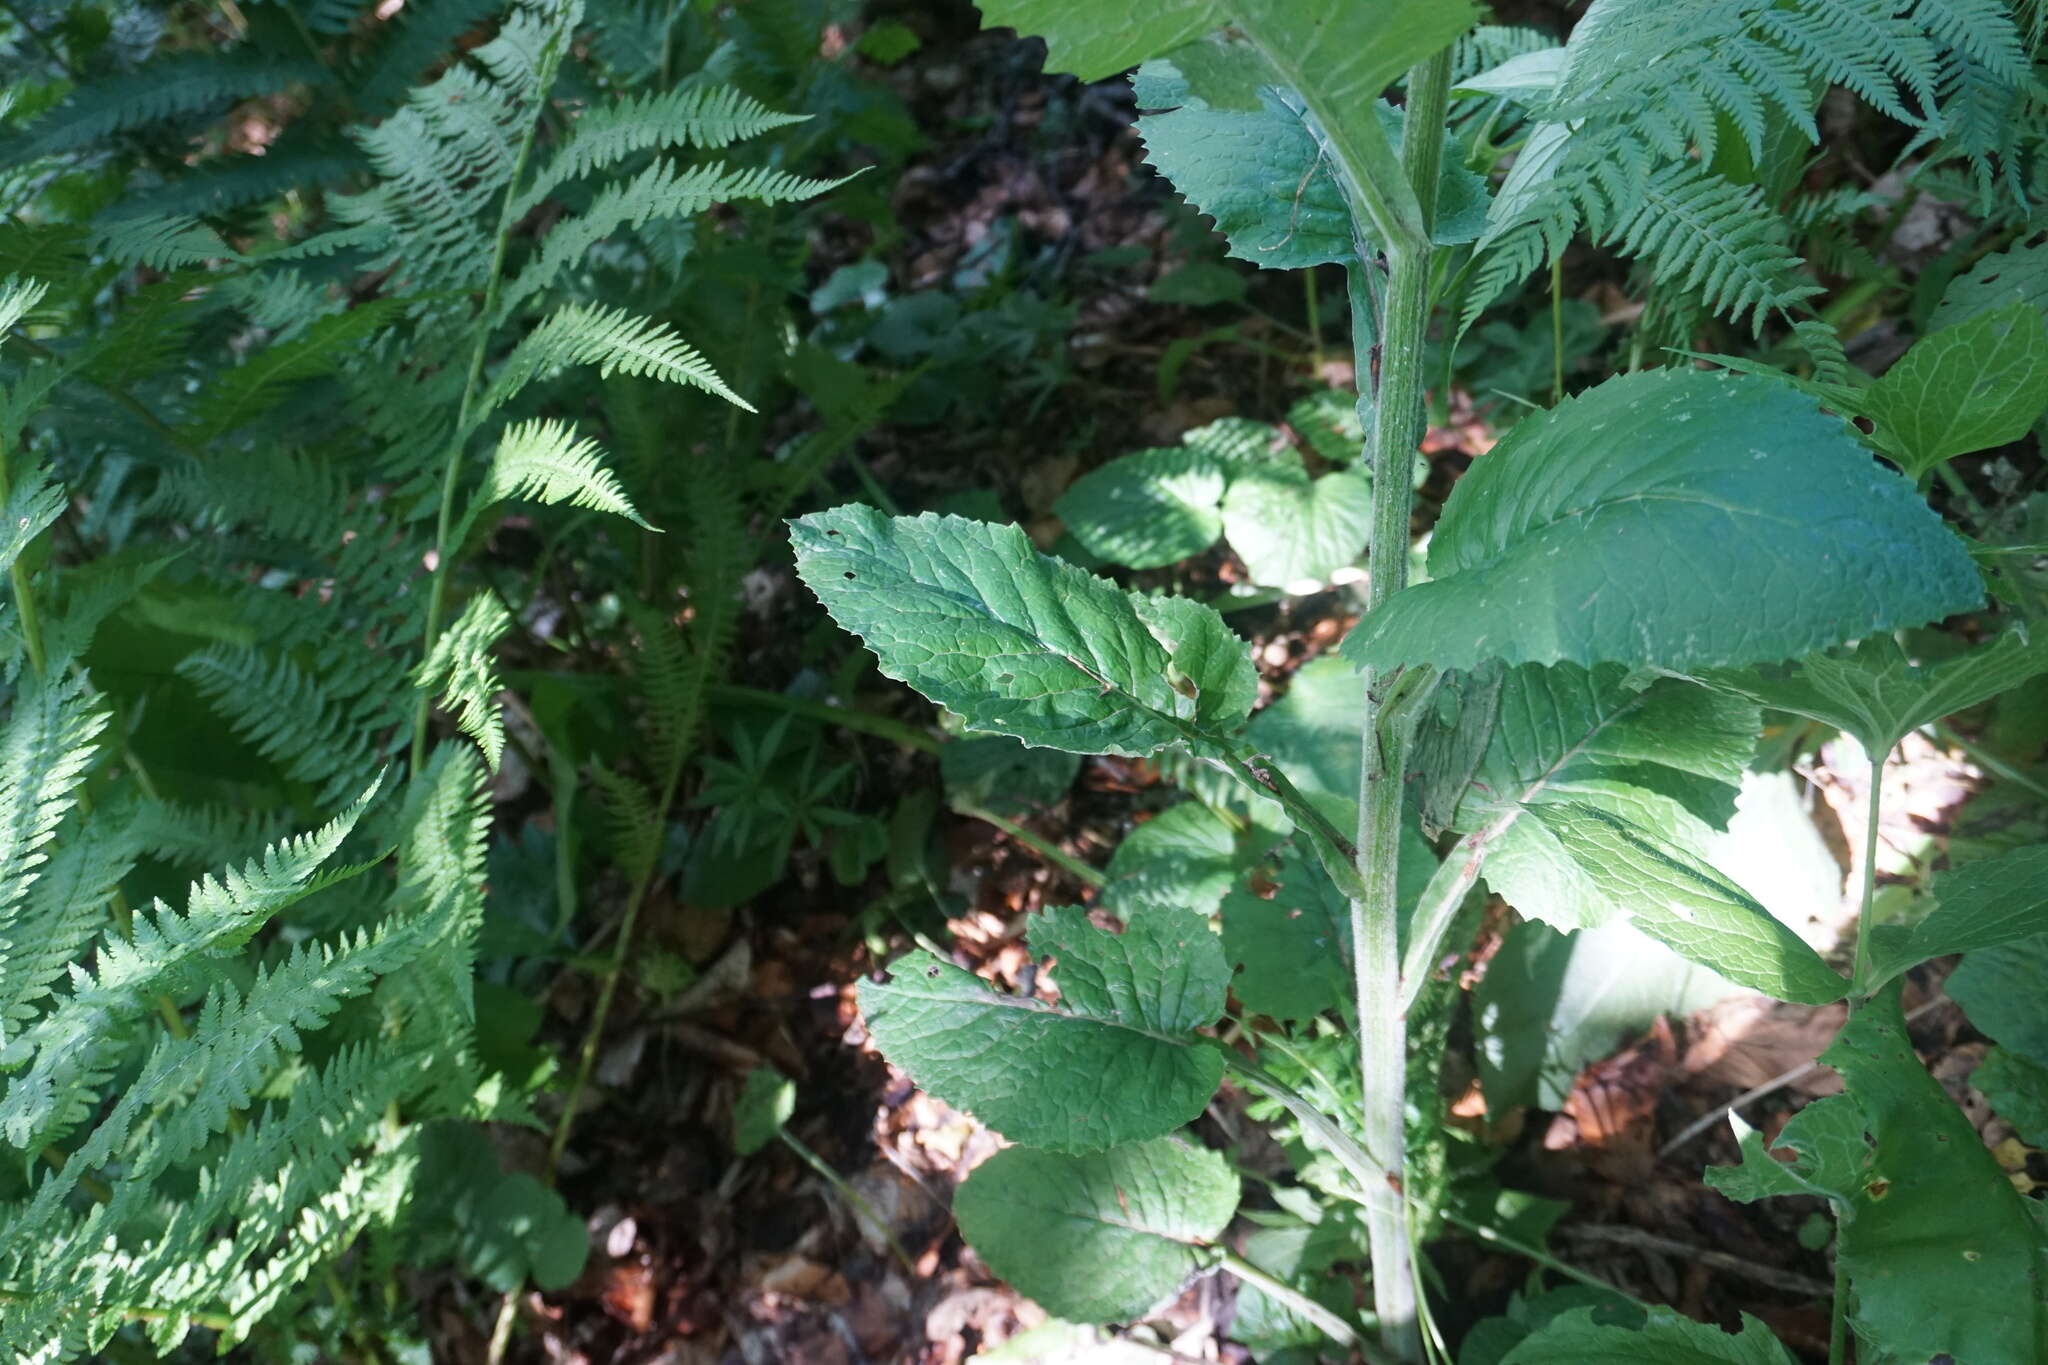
[1501,1306,1796,1364]
[954,1137,1238,1323]
[940,734,1082,818]
[1931,235,2048,333]
[1055,447,1225,569]
[1221,846,1351,1021]
[1822,989,2043,1363]
[1221,463,1373,587]
[415,593,513,770]
[859,905,1227,1151]
[1705,1100,1869,1204]
[1104,802,1238,918]
[479,417,653,528]
[1528,803,1846,1003]
[1867,302,2048,478]
[973,0,1225,81]
[790,508,1203,757]
[733,1066,795,1156]
[0,465,65,579]
[1341,370,1982,672]
[1866,844,2048,987]
[1703,632,2048,756]
[1949,933,2048,1060]
[1972,1047,2048,1145]
[1129,593,1257,734]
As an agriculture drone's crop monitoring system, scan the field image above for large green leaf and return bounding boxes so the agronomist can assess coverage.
[859,905,1227,1151]
[954,1137,1238,1323]
[1455,664,1757,933]
[1704,632,2048,756]
[1134,56,1488,269]
[1528,804,1846,1004]
[1931,234,2048,332]
[1104,801,1239,918]
[1220,846,1352,1021]
[1973,1046,2048,1145]
[1341,370,1982,672]
[1501,1306,1796,1364]
[1713,989,2045,1364]
[1866,844,2048,986]
[1221,462,1373,587]
[972,0,1224,81]
[791,508,1238,755]
[1129,593,1258,735]
[1055,447,1225,569]
[1948,932,2048,1060]
[1867,301,2048,478]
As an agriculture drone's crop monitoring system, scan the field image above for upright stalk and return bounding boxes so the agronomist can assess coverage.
[1350,48,1453,1364]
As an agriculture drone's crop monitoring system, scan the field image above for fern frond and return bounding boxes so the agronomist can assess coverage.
[475,416,651,529]
[0,672,107,927]
[180,300,400,441]
[1605,162,1824,333]
[1913,0,2033,81]
[499,158,849,313]
[0,274,47,335]
[178,645,400,805]
[592,763,660,885]
[513,84,808,213]
[482,302,752,414]
[93,215,242,272]
[414,594,511,770]
[2,53,325,161]
[0,464,65,579]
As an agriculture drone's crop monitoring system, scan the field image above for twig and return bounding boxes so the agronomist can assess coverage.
[1558,1225,1834,1300]
[954,804,1106,888]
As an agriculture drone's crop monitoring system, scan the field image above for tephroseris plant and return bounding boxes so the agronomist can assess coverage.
[789,2,2048,1363]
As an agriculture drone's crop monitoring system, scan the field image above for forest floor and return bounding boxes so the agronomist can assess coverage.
[428,8,2037,1362]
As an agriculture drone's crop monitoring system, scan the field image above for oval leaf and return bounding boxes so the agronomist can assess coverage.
[1341,370,1982,672]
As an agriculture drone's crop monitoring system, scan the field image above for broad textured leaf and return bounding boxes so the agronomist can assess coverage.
[790,508,1197,756]
[1130,593,1258,734]
[1475,919,1734,1111]
[1822,990,2042,1363]
[1972,1047,2048,1145]
[1458,664,1756,933]
[940,734,1081,818]
[1055,447,1224,568]
[1220,846,1351,1021]
[1528,804,1846,1003]
[1221,463,1373,587]
[1412,662,1503,838]
[973,0,1224,81]
[1341,370,1982,672]
[1244,657,1362,801]
[1949,932,2048,1060]
[1867,844,2048,986]
[1502,1306,1796,1364]
[955,1137,1238,1323]
[1931,234,2048,332]
[1105,802,1238,917]
[860,905,1227,1151]
[1704,632,2048,756]
[1867,301,2048,477]
[1706,1101,1868,1205]
[1135,58,1488,269]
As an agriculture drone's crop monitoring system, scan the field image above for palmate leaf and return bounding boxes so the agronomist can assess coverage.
[1341,369,1982,673]
[1501,1306,1796,1364]
[860,904,1228,1151]
[1527,803,1846,1003]
[1709,987,2045,1364]
[955,1137,1239,1323]
[791,507,1253,755]
[1866,300,2048,477]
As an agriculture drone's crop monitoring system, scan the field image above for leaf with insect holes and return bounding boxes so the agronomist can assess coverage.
[1710,988,2045,1364]
[859,905,1227,1152]
[1129,592,1258,735]
[1866,301,2048,478]
[955,1137,1239,1323]
[1341,370,1983,673]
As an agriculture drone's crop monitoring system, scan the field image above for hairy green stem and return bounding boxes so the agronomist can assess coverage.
[1216,1248,1360,1348]
[409,36,568,778]
[1347,48,1454,1364]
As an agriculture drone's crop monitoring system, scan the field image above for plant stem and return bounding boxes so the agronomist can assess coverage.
[1216,1248,1360,1348]
[705,683,941,753]
[778,1128,919,1275]
[1348,47,1453,1365]
[1849,753,1885,999]
[1223,1052,1387,1204]
[409,34,568,778]
[1933,719,2048,802]
[955,804,1105,888]
[1828,1247,1850,1365]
